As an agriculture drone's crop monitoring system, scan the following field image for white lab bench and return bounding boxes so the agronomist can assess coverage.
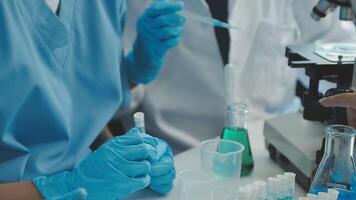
[127,120,306,200]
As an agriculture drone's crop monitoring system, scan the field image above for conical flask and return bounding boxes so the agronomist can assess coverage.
[309,125,356,200]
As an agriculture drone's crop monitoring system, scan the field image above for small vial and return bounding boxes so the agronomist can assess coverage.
[254,181,267,200]
[248,184,259,200]
[306,193,318,200]
[327,189,339,200]
[238,187,250,200]
[284,172,296,199]
[299,198,308,200]
[317,192,328,200]
[268,177,279,200]
[277,174,289,199]
[133,112,145,133]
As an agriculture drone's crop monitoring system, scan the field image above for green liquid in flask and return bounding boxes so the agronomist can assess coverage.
[221,127,254,176]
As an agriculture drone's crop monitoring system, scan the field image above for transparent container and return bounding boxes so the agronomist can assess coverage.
[178,169,215,200]
[309,125,356,200]
[221,103,254,176]
[201,139,244,200]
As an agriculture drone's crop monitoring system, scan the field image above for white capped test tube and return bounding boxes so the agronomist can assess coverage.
[317,192,328,200]
[284,172,296,198]
[277,174,289,198]
[327,189,339,200]
[267,177,279,200]
[238,186,251,200]
[133,112,145,133]
[306,193,318,200]
[254,181,267,200]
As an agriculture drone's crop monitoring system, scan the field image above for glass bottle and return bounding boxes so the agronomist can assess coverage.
[221,103,254,176]
[309,125,356,200]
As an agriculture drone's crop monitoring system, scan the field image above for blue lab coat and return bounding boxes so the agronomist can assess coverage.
[0,0,130,181]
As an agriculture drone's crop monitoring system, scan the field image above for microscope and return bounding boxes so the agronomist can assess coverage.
[263,0,356,191]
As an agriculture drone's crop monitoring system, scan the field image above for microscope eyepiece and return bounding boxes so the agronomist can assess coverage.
[311,0,355,22]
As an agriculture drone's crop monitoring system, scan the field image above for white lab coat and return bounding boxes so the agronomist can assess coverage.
[124,0,227,152]
[229,0,356,116]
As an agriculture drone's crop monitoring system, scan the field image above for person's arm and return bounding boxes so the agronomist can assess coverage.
[0,182,42,200]
[90,126,114,150]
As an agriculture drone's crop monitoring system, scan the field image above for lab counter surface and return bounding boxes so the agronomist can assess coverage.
[127,120,306,199]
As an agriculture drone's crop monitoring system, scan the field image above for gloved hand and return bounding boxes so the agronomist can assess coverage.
[48,188,87,200]
[33,128,158,200]
[149,148,175,195]
[320,92,356,128]
[127,0,185,84]
[140,133,176,195]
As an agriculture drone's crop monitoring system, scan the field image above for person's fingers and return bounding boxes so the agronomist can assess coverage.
[149,14,185,28]
[124,175,151,194]
[151,155,174,176]
[319,93,356,108]
[149,183,173,195]
[347,108,356,128]
[151,27,183,41]
[113,155,152,178]
[160,36,181,48]
[150,169,176,186]
[145,2,184,19]
[111,128,144,146]
[117,143,158,162]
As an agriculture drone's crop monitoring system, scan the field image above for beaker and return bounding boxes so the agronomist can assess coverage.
[221,103,254,176]
[201,139,244,200]
[178,169,215,200]
[309,125,356,200]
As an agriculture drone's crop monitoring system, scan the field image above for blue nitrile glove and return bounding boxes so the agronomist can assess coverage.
[139,133,176,195]
[48,188,87,200]
[33,128,157,200]
[127,0,185,84]
[149,147,175,195]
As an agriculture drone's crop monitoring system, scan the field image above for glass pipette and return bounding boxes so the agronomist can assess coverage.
[181,10,240,31]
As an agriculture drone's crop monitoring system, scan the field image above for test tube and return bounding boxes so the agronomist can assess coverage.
[284,172,296,198]
[306,193,318,200]
[238,187,251,200]
[317,192,328,200]
[327,189,339,200]
[277,174,289,199]
[133,112,145,133]
[254,181,267,200]
[267,177,279,200]
[248,184,259,200]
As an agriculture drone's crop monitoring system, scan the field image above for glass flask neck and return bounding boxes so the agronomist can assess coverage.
[324,125,355,158]
[225,104,248,128]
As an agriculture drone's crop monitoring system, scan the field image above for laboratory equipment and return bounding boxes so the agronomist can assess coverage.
[264,0,356,191]
[263,43,355,190]
[134,112,146,133]
[311,0,356,24]
[309,125,356,199]
[222,64,254,176]
[177,169,215,200]
[201,139,244,200]
[221,103,254,176]
[300,189,339,200]
[181,10,240,31]
[237,172,295,200]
